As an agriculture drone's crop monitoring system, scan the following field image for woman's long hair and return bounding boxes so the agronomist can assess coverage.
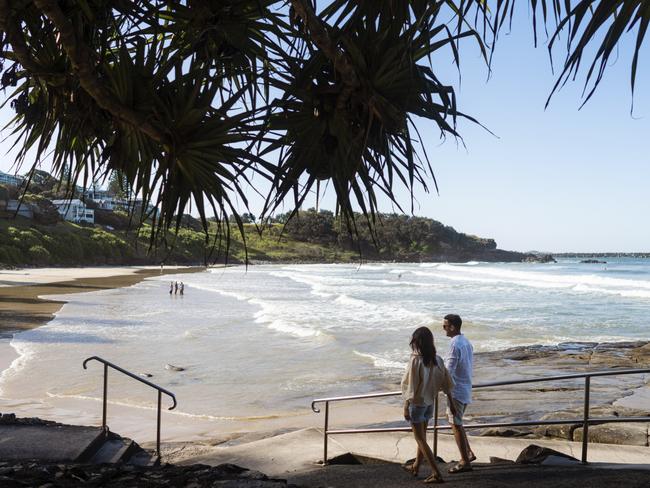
[409,326,437,367]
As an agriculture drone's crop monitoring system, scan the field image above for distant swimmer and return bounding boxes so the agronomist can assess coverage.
[174,281,178,294]
[180,282,184,295]
[169,281,173,295]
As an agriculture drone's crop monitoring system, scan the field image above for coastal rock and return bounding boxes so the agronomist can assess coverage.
[0,413,16,424]
[573,423,649,447]
[0,462,304,487]
[630,343,650,365]
[468,341,650,449]
[0,413,57,427]
[479,428,532,438]
[515,445,577,464]
[522,254,557,263]
[533,411,580,440]
[165,364,185,372]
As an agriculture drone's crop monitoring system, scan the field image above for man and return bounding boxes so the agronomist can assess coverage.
[443,313,476,473]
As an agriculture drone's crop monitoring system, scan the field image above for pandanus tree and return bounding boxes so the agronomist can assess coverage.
[0,0,647,255]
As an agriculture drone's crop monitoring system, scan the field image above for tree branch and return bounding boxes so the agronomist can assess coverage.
[0,0,66,84]
[289,0,360,97]
[32,0,167,145]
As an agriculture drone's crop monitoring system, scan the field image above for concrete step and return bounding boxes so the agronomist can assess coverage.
[129,450,160,467]
[0,424,104,462]
[89,437,137,464]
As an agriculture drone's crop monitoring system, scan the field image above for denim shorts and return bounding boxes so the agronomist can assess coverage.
[446,398,467,426]
[408,404,434,424]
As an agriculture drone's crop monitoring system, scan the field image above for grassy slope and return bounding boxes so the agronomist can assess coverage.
[228,224,359,263]
[0,219,359,267]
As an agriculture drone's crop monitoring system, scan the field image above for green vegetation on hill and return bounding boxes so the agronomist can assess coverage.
[0,209,532,267]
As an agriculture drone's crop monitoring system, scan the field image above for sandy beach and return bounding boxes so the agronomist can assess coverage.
[1,268,168,376]
[0,266,203,334]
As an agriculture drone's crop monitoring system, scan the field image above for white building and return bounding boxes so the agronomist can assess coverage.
[0,170,24,187]
[4,200,33,219]
[51,199,95,224]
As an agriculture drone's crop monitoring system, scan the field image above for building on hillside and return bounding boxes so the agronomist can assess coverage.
[51,199,94,224]
[3,200,34,219]
[99,196,159,218]
[83,187,115,209]
[0,200,34,219]
[0,170,25,187]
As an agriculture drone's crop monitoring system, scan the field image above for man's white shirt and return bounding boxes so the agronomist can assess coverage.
[444,334,473,404]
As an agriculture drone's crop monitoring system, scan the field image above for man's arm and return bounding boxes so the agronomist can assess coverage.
[445,341,461,379]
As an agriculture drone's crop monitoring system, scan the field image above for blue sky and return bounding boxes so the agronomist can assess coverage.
[1,10,648,253]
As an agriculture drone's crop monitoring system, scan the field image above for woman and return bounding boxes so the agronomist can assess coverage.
[401,326,457,484]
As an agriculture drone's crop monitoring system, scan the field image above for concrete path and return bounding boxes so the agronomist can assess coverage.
[288,461,650,488]
[0,424,102,461]
[175,428,650,474]
[173,428,650,486]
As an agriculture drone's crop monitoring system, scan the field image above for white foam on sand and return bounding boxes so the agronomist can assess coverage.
[0,339,19,393]
[353,350,406,371]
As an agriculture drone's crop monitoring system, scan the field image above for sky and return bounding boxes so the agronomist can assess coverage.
[1,7,648,253]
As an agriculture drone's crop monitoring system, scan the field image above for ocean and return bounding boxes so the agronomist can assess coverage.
[1,259,649,438]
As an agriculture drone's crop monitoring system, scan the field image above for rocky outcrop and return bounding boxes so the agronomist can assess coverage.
[522,254,557,263]
[515,445,578,464]
[0,462,303,487]
[471,341,650,447]
[0,412,55,426]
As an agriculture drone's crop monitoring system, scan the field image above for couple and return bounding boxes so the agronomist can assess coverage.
[401,314,474,484]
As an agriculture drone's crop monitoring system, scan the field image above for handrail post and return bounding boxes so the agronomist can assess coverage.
[323,401,330,465]
[433,395,439,459]
[83,356,177,456]
[581,376,591,463]
[157,390,162,457]
[102,363,108,432]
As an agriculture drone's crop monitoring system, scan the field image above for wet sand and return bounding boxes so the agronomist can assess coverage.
[0,266,204,335]
[0,266,205,406]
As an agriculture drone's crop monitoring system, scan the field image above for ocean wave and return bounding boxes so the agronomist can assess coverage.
[437,263,650,289]
[353,350,406,371]
[572,284,650,299]
[0,339,35,396]
[411,264,650,297]
[271,271,431,322]
[375,279,440,288]
[388,269,410,274]
[189,283,251,302]
[187,283,326,339]
[269,271,338,298]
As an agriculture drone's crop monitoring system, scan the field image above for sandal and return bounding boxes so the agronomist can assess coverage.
[424,474,444,484]
[401,463,419,477]
[448,463,473,474]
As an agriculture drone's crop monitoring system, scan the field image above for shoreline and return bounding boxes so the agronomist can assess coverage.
[0,265,205,335]
[0,265,205,392]
[1,265,648,450]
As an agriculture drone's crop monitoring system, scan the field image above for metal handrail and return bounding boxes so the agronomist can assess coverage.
[83,356,177,456]
[311,367,650,465]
